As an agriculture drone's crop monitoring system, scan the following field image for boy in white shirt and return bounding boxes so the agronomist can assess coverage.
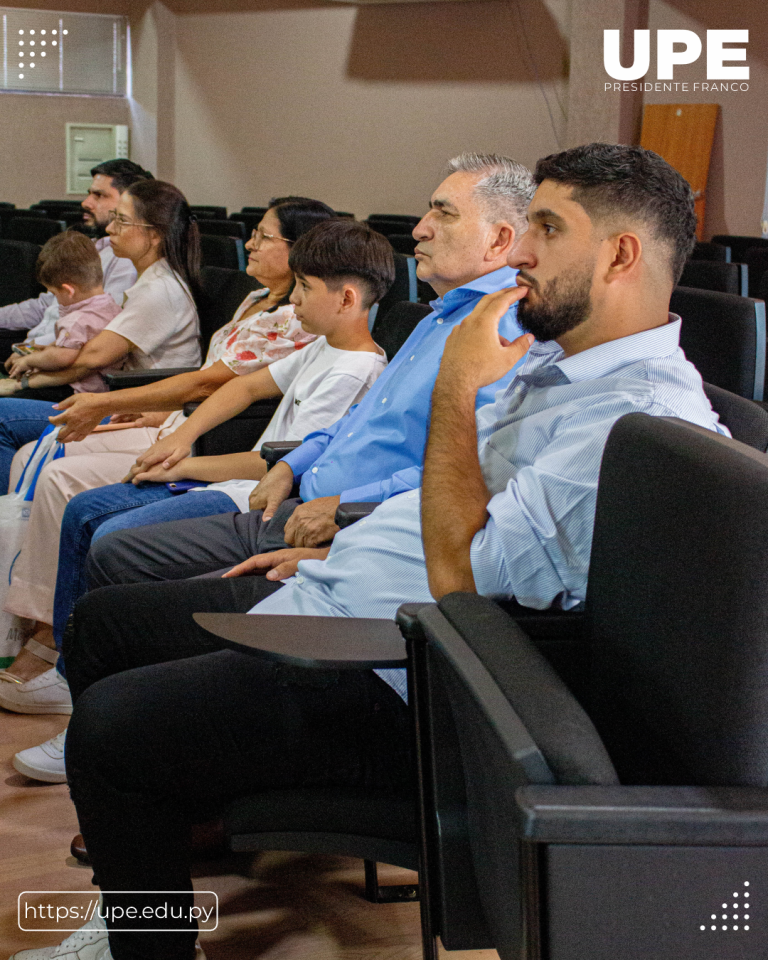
[121,217,393,505]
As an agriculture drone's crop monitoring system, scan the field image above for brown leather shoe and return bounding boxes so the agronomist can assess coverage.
[70,820,226,867]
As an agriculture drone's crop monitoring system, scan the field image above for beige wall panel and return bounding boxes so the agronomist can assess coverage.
[645,0,768,238]
[171,1,569,217]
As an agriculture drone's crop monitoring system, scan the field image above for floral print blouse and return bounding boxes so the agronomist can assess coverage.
[204,288,316,373]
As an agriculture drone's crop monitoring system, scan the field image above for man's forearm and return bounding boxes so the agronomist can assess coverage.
[421,379,491,598]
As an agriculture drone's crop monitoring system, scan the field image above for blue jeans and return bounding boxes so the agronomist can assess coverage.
[0,398,60,493]
[53,486,236,676]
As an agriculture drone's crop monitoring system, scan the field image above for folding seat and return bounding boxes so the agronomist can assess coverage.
[690,240,730,262]
[679,259,745,296]
[190,205,227,220]
[239,206,269,216]
[744,247,768,298]
[366,218,421,239]
[0,208,48,236]
[228,212,262,237]
[199,233,245,271]
[367,214,421,226]
[196,219,246,240]
[395,413,768,959]
[711,234,768,264]
[335,211,355,219]
[388,233,418,256]
[5,217,66,245]
[671,286,766,400]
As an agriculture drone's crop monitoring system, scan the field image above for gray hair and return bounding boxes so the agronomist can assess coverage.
[447,152,535,234]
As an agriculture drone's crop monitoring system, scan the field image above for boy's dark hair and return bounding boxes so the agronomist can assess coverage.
[535,143,697,284]
[289,220,395,308]
[90,159,154,193]
[37,230,103,290]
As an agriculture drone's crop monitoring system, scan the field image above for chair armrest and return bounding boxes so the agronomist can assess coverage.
[183,399,281,458]
[261,440,302,469]
[105,368,199,389]
[182,398,280,419]
[518,784,768,845]
[193,612,406,668]
[335,502,379,528]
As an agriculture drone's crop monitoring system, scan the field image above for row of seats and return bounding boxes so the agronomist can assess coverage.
[688,236,768,299]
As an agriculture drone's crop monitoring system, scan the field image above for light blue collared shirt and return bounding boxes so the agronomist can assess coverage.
[282,266,523,504]
[251,316,729,700]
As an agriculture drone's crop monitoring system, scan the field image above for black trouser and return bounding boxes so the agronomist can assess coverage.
[64,576,412,960]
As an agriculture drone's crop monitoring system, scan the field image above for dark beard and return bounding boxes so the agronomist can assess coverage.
[517,267,593,342]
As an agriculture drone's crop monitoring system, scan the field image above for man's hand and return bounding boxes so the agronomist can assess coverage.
[49,393,107,442]
[222,546,330,580]
[283,496,340,548]
[437,286,534,392]
[248,460,295,520]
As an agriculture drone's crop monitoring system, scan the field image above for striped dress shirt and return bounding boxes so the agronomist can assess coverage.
[249,316,729,700]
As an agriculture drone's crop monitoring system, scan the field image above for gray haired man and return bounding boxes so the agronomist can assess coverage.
[88,152,536,591]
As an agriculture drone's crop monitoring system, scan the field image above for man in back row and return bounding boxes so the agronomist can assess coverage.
[30,143,729,960]
[0,160,152,341]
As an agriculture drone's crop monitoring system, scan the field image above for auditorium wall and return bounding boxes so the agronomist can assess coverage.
[0,0,764,236]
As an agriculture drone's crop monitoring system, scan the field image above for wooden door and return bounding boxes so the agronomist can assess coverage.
[640,103,719,240]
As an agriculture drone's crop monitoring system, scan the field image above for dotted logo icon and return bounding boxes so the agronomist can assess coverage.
[699,881,751,932]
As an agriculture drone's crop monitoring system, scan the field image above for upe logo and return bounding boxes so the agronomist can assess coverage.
[604,29,748,81]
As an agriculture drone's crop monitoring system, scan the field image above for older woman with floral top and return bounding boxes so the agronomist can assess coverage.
[0,197,336,689]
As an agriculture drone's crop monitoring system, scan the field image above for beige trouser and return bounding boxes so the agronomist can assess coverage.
[4,426,163,624]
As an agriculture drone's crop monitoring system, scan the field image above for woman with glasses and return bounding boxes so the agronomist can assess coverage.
[0,179,203,493]
[0,197,336,705]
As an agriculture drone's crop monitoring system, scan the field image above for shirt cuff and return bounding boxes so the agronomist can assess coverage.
[469,490,567,609]
[282,439,327,478]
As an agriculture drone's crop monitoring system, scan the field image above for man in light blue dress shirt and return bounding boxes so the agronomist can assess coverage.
[51,144,730,960]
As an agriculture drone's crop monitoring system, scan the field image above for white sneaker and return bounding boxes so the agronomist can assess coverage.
[8,910,208,960]
[0,667,72,715]
[13,729,67,783]
[9,911,110,960]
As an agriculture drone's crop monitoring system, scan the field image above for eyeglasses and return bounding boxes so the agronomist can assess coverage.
[250,228,293,246]
[107,210,154,232]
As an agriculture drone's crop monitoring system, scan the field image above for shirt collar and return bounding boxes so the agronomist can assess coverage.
[521,314,682,384]
[429,265,519,314]
[58,293,112,317]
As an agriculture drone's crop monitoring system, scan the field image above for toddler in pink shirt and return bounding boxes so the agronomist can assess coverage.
[2,231,121,396]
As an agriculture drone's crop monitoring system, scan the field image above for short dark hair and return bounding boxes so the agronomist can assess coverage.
[90,159,154,193]
[289,220,395,308]
[37,230,103,290]
[270,198,337,243]
[534,143,697,284]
